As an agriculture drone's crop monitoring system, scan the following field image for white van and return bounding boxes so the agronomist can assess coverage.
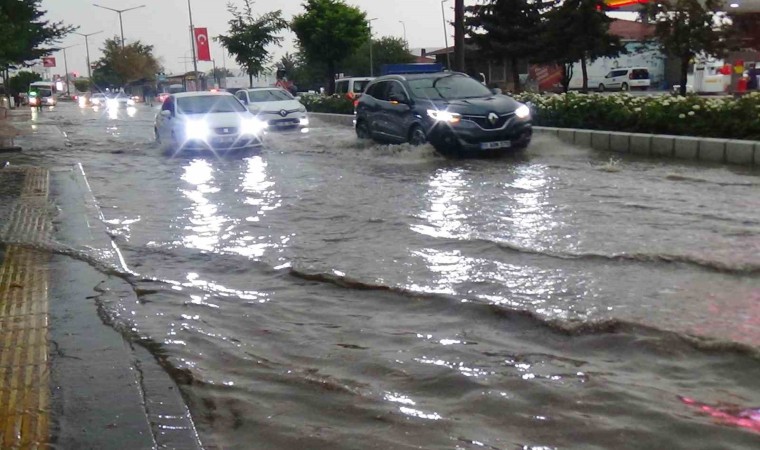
[597,67,650,91]
[335,77,374,100]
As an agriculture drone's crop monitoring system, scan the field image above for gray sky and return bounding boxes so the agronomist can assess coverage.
[41,0,467,77]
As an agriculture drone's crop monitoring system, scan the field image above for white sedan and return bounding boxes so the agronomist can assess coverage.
[234,88,309,130]
[154,92,267,153]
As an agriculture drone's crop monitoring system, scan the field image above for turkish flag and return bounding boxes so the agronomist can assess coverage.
[42,57,56,68]
[194,27,211,61]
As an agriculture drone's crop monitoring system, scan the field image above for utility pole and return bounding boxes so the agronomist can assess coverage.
[399,21,407,48]
[74,30,103,84]
[93,4,145,48]
[60,45,78,97]
[454,0,465,72]
[368,18,378,77]
[187,0,199,91]
[440,0,451,70]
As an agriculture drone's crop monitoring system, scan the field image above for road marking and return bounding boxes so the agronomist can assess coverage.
[0,167,50,449]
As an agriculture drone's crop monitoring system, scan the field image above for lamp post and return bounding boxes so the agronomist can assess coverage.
[187,0,199,91]
[59,45,78,97]
[368,18,378,77]
[93,4,145,48]
[399,20,407,47]
[440,0,451,69]
[74,30,103,83]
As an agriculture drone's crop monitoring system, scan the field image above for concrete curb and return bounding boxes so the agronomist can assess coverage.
[309,112,355,127]
[308,113,759,167]
[533,126,759,167]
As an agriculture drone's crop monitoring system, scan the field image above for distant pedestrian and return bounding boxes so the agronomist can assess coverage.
[748,64,758,91]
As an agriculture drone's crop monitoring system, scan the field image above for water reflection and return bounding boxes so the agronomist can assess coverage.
[180,159,226,252]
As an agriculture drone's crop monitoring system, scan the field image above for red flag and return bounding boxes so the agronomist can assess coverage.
[194,28,211,62]
[42,57,56,68]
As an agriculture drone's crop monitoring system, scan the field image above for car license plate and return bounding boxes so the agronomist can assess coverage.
[217,136,235,144]
[481,140,511,150]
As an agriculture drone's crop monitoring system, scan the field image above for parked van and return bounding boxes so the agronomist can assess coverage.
[335,77,374,100]
[597,67,650,91]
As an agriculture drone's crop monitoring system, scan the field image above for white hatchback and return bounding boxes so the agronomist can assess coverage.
[235,88,309,130]
[154,92,267,153]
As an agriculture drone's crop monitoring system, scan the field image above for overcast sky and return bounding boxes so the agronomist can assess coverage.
[41,0,472,77]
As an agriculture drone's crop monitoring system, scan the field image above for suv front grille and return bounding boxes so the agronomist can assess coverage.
[462,112,515,129]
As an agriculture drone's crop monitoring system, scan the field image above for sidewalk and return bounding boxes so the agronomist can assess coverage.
[0,165,202,449]
[0,107,25,152]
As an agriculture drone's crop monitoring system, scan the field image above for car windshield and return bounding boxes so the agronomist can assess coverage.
[248,89,293,102]
[353,80,371,93]
[408,75,492,100]
[177,95,246,114]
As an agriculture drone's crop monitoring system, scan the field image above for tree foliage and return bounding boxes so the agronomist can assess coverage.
[92,37,160,88]
[465,0,543,92]
[539,0,624,93]
[7,71,41,95]
[207,67,234,80]
[643,0,734,96]
[73,78,91,92]
[292,0,369,94]
[216,0,288,88]
[0,0,75,68]
[341,37,414,77]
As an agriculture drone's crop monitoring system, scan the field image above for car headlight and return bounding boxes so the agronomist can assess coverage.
[240,118,267,135]
[298,106,307,113]
[427,109,461,124]
[185,120,211,140]
[127,99,135,106]
[299,117,309,126]
[46,97,55,104]
[515,104,530,119]
[106,99,119,109]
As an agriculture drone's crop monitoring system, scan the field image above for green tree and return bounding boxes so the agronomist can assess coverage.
[540,0,624,93]
[292,0,369,94]
[465,0,543,92]
[207,67,234,80]
[341,36,414,77]
[0,0,75,68]
[216,0,288,88]
[73,78,91,92]
[7,71,41,95]
[92,37,160,88]
[643,0,733,96]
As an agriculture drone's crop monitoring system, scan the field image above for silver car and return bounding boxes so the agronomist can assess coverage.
[154,92,267,153]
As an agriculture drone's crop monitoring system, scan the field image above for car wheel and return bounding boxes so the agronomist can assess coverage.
[621,82,629,92]
[408,125,427,146]
[598,84,605,92]
[356,120,371,140]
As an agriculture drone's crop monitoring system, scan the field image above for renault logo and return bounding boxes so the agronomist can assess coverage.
[279,109,288,117]
[488,112,499,125]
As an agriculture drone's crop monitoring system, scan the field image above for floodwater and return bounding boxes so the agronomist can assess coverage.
[4,103,760,449]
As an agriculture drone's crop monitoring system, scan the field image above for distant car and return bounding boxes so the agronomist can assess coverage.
[355,72,532,156]
[335,77,374,100]
[597,67,650,92]
[154,91,266,153]
[107,92,135,108]
[90,93,108,106]
[234,88,308,130]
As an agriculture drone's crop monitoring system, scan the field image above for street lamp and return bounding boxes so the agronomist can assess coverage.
[74,30,103,83]
[93,3,145,48]
[187,0,199,91]
[368,18,378,77]
[399,20,407,48]
[59,44,78,97]
[440,0,451,69]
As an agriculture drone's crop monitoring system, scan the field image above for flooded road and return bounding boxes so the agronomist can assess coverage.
[5,103,760,449]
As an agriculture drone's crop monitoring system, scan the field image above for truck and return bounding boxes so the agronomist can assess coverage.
[672,58,732,94]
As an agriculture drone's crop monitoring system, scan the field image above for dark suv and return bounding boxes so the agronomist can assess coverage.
[355,72,532,155]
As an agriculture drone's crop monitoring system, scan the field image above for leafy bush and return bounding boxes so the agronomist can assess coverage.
[514,91,760,141]
[300,93,354,115]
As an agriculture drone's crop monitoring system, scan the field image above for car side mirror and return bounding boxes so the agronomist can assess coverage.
[389,95,408,105]
[491,88,502,95]
[160,110,171,118]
